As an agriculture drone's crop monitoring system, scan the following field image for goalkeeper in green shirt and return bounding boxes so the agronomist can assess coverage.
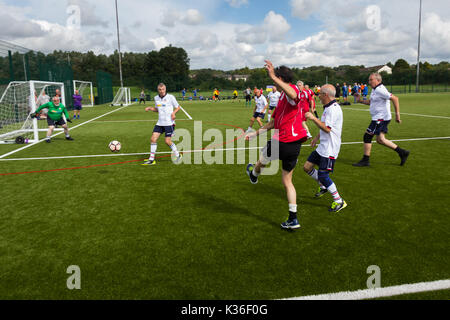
[32,96,74,143]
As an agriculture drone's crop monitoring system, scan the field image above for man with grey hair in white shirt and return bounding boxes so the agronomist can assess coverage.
[304,84,347,213]
[353,73,410,167]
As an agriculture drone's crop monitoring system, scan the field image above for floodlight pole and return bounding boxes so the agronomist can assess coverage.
[115,0,124,89]
[415,0,422,93]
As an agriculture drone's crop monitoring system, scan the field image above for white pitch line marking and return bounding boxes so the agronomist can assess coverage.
[282,279,450,300]
[341,106,450,120]
[0,104,136,160]
[1,136,448,162]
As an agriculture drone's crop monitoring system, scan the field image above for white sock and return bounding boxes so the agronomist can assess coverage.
[252,168,260,177]
[170,143,179,157]
[308,169,326,189]
[248,127,252,131]
[149,143,157,161]
[289,204,297,213]
[327,183,343,203]
[268,114,271,121]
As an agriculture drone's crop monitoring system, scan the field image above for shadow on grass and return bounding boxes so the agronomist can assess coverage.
[187,191,279,229]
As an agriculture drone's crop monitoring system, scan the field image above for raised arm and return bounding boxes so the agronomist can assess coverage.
[264,60,297,100]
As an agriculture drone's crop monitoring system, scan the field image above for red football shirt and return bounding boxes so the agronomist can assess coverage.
[272,84,308,143]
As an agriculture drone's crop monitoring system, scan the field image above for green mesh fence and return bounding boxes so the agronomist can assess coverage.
[39,62,74,109]
[96,71,113,105]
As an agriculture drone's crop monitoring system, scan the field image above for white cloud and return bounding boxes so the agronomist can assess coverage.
[225,0,249,8]
[291,0,320,20]
[182,9,204,25]
[236,11,290,45]
[264,11,291,41]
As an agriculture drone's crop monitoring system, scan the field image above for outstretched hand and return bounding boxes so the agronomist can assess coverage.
[264,60,275,79]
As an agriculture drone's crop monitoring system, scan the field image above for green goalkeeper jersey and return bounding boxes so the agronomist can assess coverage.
[36,102,70,121]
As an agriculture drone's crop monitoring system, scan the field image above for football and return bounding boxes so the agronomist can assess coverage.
[109,140,121,152]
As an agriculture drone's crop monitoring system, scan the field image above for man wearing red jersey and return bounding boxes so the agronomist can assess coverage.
[305,84,319,118]
[245,60,308,230]
[297,80,313,140]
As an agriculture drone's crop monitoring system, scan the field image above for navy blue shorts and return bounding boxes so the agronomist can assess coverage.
[74,105,82,111]
[153,125,175,137]
[253,112,264,119]
[47,117,66,127]
[343,93,348,98]
[307,150,336,172]
[269,106,276,110]
[367,120,390,136]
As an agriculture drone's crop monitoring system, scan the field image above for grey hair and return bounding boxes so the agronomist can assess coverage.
[157,83,166,88]
[321,85,336,98]
[296,80,304,86]
[370,73,382,82]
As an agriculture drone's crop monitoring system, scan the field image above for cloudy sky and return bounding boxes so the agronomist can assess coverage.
[1,0,449,70]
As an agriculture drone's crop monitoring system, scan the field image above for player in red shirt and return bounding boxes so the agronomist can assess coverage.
[245,60,308,230]
[305,84,318,117]
[297,81,314,139]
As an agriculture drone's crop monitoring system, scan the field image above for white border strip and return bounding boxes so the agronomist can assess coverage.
[0,104,134,160]
[1,136,449,162]
[283,279,450,300]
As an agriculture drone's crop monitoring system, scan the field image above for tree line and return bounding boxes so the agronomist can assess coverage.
[1,47,448,91]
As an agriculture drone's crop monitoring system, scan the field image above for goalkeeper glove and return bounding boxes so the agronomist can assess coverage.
[67,118,72,123]
[30,112,38,119]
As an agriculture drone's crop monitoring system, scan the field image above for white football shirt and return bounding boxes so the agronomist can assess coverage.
[254,95,268,113]
[37,94,50,107]
[267,91,281,107]
[154,94,179,126]
[369,84,392,121]
[316,101,343,159]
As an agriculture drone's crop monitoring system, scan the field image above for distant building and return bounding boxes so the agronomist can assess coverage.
[233,75,249,82]
[377,65,393,74]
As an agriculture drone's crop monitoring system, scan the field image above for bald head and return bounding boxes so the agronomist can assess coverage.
[319,84,336,104]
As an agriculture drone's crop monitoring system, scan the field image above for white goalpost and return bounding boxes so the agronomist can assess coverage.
[111,87,131,106]
[73,80,94,107]
[0,80,66,144]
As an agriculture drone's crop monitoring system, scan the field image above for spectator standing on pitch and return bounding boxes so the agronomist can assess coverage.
[342,83,348,102]
[244,87,252,107]
[142,83,183,166]
[335,83,341,102]
[32,96,74,143]
[36,89,50,119]
[139,90,146,105]
[245,60,308,230]
[303,84,347,213]
[353,73,410,167]
[362,83,369,100]
[72,90,83,119]
[193,88,198,100]
[182,88,186,101]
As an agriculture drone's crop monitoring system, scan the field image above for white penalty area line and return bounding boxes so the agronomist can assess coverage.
[341,106,450,120]
[282,279,450,300]
[1,136,449,162]
[0,104,135,160]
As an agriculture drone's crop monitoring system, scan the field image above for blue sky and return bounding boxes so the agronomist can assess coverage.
[0,0,449,70]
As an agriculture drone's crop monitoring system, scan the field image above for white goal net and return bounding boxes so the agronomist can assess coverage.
[73,80,94,107]
[112,87,131,106]
[0,81,66,144]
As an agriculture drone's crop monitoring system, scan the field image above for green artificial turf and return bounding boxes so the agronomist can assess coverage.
[0,92,449,299]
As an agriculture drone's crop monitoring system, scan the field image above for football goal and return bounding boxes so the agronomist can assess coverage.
[0,80,66,144]
[73,80,94,107]
[112,87,131,106]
